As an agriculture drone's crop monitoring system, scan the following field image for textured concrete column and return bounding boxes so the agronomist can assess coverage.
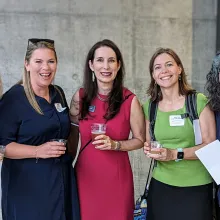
[191,0,217,92]
[216,0,220,51]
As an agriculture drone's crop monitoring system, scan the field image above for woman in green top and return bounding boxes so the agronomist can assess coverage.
[143,48,215,220]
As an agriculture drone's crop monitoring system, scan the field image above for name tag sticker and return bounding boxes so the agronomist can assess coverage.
[169,115,185,126]
[54,103,67,112]
[89,105,96,112]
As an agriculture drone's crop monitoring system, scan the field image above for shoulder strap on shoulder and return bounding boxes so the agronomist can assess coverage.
[149,100,158,141]
[186,93,198,123]
[54,85,65,106]
[123,93,133,102]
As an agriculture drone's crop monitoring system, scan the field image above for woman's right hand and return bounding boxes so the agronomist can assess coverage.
[144,141,162,158]
[36,141,66,159]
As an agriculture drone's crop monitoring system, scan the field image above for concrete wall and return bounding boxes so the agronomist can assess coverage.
[0,0,217,214]
[192,0,217,92]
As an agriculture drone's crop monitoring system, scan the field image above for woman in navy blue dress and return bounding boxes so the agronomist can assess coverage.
[206,51,220,220]
[0,39,80,220]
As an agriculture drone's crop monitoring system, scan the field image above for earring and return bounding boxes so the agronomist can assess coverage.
[154,81,157,85]
[179,75,181,81]
[92,71,95,82]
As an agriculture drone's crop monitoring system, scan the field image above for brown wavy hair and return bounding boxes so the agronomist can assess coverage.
[80,39,125,120]
[147,48,195,101]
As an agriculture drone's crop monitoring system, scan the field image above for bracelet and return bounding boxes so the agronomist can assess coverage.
[71,122,79,127]
[35,147,39,163]
[114,141,121,151]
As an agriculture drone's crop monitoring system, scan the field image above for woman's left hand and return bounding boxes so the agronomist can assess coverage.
[147,148,176,161]
[92,135,115,150]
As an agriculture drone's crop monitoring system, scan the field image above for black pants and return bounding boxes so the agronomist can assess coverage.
[215,184,220,220]
[147,178,213,220]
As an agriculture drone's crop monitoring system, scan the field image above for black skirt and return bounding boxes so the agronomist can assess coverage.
[147,178,213,220]
[215,184,220,220]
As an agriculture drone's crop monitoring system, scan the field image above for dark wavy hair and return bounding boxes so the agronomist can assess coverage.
[147,48,195,101]
[80,39,125,120]
[205,52,220,111]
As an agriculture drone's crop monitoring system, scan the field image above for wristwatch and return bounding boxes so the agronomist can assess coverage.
[175,148,184,162]
[114,141,121,151]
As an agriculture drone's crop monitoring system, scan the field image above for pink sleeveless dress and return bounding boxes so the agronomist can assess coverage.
[76,88,135,220]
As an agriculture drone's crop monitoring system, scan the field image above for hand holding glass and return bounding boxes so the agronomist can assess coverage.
[50,139,67,145]
[91,123,107,141]
[149,141,162,154]
[50,139,67,157]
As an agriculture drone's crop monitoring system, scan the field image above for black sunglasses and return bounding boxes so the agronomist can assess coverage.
[28,38,54,47]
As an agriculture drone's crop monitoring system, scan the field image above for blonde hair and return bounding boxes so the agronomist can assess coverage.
[20,40,57,114]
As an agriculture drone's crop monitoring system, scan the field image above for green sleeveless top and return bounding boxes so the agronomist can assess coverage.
[143,93,212,187]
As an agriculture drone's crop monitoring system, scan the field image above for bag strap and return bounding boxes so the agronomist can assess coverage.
[79,139,92,155]
[149,94,198,138]
[78,93,133,155]
[143,158,154,197]
[149,100,158,141]
[185,93,198,123]
[54,85,65,106]
[141,100,158,197]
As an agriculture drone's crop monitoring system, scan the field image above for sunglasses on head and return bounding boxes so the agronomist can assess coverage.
[28,38,55,47]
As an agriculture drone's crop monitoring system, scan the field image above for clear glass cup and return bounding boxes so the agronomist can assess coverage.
[91,123,107,141]
[0,145,6,154]
[50,139,67,161]
[50,139,67,145]
[0,145,6,161]
[149,141,162,154]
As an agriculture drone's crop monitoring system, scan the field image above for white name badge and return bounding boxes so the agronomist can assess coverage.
[54,103,67,112]
[169,115,185,126]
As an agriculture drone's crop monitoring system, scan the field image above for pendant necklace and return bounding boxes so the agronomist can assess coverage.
[97,94,108,102]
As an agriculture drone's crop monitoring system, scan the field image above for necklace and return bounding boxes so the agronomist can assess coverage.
[97,94,108,102]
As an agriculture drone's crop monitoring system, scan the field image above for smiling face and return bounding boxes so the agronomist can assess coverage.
[152,53,182,89]
[89,46,121,85]
[25,48,57,90]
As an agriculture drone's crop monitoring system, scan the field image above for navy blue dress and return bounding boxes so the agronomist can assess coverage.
[0,84,80,220]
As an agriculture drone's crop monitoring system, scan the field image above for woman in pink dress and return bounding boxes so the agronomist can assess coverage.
[69,39,145,220]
